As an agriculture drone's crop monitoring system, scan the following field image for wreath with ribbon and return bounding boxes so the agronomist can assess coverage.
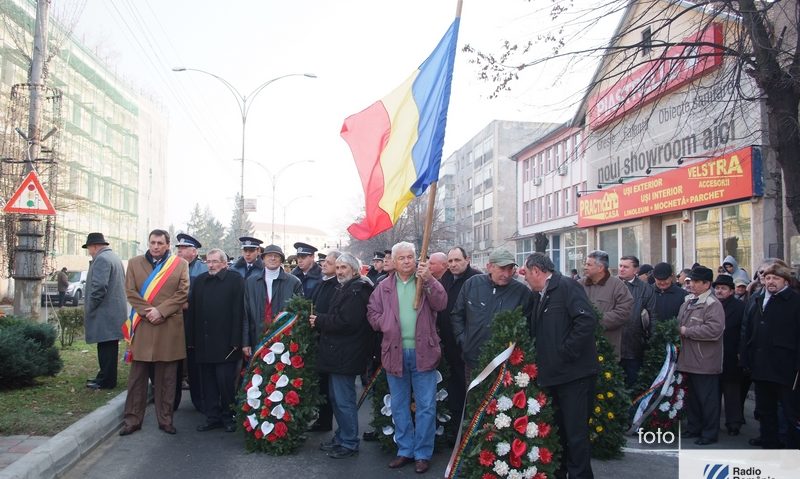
[445,308,560,479]
[236,297,320,454]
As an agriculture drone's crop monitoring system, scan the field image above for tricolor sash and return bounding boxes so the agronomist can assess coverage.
[122,254,181,362]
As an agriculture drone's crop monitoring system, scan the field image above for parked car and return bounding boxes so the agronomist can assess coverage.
[41,270,87,306]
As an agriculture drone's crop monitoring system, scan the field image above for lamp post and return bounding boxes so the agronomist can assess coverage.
[282,195,313,252]
[171,67,316,216]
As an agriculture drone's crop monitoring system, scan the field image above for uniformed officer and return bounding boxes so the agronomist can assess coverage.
[366,251,385,284]
[232,237,264,279]
[317,252,327,267]
[291,242,322,298]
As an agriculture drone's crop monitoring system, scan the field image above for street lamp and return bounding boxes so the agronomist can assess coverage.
[171,67,316,216]
[281,195,313,252]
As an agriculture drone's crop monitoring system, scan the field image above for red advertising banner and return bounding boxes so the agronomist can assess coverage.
[578,146,757,227]
[587,23,723,129]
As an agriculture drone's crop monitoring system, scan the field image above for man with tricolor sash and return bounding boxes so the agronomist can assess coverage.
[120,229,190,436]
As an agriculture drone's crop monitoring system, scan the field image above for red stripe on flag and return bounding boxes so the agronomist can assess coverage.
[341,101,394,240]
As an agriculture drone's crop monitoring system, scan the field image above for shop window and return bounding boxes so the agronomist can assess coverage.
[564,229,588,275]
[694,203,752,276]
[598,223,643,272]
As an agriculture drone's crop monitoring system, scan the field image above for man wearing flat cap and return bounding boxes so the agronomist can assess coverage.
[242,244,303,356]
[367,251,385,284]
[712,274,746,436]
[451,248,533,372]
[676,265,725,446]
[232,236,264,279]
[292,242,322,298]
[174,233,208,412]
[741,261,800,449]
[83,233,127,390]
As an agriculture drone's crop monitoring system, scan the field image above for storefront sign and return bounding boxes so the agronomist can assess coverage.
[578,146,762,227]
[587,24,723,128]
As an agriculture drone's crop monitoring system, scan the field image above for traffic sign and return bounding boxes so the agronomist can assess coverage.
[3,170,56,215]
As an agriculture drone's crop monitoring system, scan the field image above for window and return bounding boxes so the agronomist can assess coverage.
[523,159,531,182]
[564,229,588,275]
[694,203,752,276]
[546,148,552,172]
[484,224,491,243]
[564,188,570,215]
[538,197,544,221]
[523,201,532,226]
[641,26,653,55]
[597,223,643,273]
[546,194,552,220]
[573,132,582,161]
[537,153,543,177]
[553,190,560,217]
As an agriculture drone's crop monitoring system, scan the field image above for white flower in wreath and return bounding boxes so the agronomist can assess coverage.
[436,389,448,401]
[507,470,523,479]
[497,396,513,412]
[267,390,284,403]
[514,372,530,388]
[527,398,541,416]
[251,374,263,387]
[382,425,394,436]
[526,422,539,439]
[494,413,512,429]
[436,425,444,436]
[381,394,392,416]
[523,466,538,479]
[437,413,451,423]
[260,421,274,435]
[659,401,671,412]
[666,386,674,396]
[435,370,443,384]
[270,342,285,354]
[271,404,286,420]
[675,373,683,385]
[493,459,510,477]
[527,446,540,462]
[674,399,684,411]
[677,389,685,400]
[246,383,262,409]
[668,408,677,419]
[275,375,290,388]
[247,414,258,430]
[496,441,511,457]
[280,351,291,365]
[264,351,276,364]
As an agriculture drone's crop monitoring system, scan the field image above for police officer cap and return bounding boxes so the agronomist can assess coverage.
[261,244,285,261]
[372,251,386,261]
[293,242,318,256]
[239,236,263,249]
[317,253,327,262]
[175,233,202,248]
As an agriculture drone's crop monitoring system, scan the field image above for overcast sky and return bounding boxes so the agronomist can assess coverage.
[69,0,618,238]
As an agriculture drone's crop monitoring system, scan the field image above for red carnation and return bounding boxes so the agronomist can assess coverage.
[274,421,288,438]
[482,474,498,479]
[513,416,528,435]
[284,411,293,423]
[266,384,276,394]
[291,355,305,369]
[478,450,496,467]
[253,367,262,375]
[255,429,264,439]
[292,378,304,389]
[486,399,499,415]
[512,438,527,457]
[534,473,547,479]
[510,347,524,365]
[243,420,252,431]
[512,390,527,409]
[522,363,538,379]
[260,349,268,359]
[485,431,495,442]
[538,422,551,438]
[503,370,513,387]
[536,391,547,407]
[276,363,286,372]
[285,390,300,406]
[539,447,553,464]
[267,433,278,442]
[242,403,251,412]
[270,373,280,384]
[290,342,299,353]
[509,453,521,469]
[259,408,268,418]
[264,399,272,408]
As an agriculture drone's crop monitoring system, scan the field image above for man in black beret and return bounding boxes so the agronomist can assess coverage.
[652,262,687,322]
[677,266,725,445]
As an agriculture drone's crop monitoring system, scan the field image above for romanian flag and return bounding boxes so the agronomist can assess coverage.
[342,19,460,240]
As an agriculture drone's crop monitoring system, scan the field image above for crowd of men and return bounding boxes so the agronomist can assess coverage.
[79,228,800,478]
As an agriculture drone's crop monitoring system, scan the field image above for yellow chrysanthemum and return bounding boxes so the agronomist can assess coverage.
[606,391,614,399]
[607,412,615,420]
[594,406,601,414]
[596,393,604,400]
[596,425,604,433]
[598,355,604,362]
[604,371,612,380]
[589,418,594,424]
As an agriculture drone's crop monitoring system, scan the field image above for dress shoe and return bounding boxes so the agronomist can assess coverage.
[681,430,700,439]
[694,437,717,446]
[727,427,740,436]
[119,424,141,436]
[327,445,358,459]
[159,424,177,435]
[362,430,378,442]
[196,422,223,432]
[86,382,101,390]
[388,456,415,469]
[309,422,332,432]
[415,459,430,474]
[224,424,236,433]
[749,437,783,449]
[320,439,339,452]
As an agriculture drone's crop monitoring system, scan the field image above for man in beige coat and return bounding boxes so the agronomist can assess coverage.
[120,229,190,436]
[580,250,633,357]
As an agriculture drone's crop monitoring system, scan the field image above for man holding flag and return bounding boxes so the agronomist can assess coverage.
[120,229,190,436]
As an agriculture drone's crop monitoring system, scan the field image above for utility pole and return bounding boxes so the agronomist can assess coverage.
[13,0,50,319]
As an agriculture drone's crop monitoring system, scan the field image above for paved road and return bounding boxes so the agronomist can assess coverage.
[64,394,681,479]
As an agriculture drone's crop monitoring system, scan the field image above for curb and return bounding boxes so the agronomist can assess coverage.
[0,391,126,479]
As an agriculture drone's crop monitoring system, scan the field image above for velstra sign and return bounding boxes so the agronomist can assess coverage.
[578,145,763,228]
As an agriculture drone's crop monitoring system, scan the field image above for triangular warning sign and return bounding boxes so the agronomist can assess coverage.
[3,170,56,215]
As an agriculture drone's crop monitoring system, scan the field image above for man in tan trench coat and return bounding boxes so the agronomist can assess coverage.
[120,229,190,436]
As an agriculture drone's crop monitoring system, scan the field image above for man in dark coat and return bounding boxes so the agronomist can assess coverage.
[652,262,687,322]
[186,249,244,432]
[524,252,598,479]
[308,250,342,433]
[366,251,385,284]
[292,242,322,297]
[437,246,480,433]
[232,237,264,279]
[741,262,800,449]
[618,255,658,389]
[242,244,303,354]
[83,233,127,390]
[713,274,746,435]
[56,267,69,307]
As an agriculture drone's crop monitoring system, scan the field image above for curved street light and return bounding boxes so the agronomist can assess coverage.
[171,67,316,216]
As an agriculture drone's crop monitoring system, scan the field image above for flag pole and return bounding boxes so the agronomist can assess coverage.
[413,0,461,309]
